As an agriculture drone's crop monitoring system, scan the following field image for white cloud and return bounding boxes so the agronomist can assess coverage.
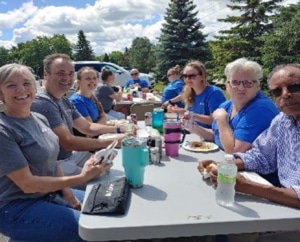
[0,0,298,55]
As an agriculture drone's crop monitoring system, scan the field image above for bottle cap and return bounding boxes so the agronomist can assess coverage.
[224,154,234,160]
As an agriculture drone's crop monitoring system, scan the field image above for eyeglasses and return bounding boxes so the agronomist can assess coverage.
[182,74,201,80]
[228,80,257,88]
[131,73,139,76]
[269,82,300,97]
[167,73,174,78]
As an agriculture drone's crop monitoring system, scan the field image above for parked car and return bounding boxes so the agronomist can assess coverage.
[73,61,154,88]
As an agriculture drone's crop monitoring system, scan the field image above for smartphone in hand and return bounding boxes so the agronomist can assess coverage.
[94,140,118,165]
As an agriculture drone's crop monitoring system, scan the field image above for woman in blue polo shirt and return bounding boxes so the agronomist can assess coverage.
[169,60,226,129]
[190,58,279,154]
[161,65,184,108]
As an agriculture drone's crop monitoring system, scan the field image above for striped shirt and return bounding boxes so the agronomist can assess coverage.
[235,112,300,198]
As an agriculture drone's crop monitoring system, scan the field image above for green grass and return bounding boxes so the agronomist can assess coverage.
[153,81,166,93]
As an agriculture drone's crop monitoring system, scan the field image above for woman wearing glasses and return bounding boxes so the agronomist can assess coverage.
[169,60,226,128]
[161,64,185,108]
[192,58,279,154]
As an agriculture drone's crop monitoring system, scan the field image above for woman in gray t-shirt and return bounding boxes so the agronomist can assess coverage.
[94,67,125,120]
[0,63,112,241]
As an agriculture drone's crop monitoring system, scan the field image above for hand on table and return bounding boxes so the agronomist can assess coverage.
[198,160,218,185]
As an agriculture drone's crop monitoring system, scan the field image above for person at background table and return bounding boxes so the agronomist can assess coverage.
[161,64,185,108]
[94,67,125,120]
[199,63,300,210]
[189,58,279,154]
[124,68,149,93]
[169,60,226,128]
[31,53,125,177]
[70,66,107,137]
[0,63,113,241]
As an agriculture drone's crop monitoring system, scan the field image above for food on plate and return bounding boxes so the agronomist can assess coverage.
[190,141,214,150]
[147,97,155,101]
[191,141,203,148]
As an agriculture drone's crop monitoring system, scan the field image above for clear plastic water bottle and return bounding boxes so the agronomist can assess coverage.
[216,154,237,207]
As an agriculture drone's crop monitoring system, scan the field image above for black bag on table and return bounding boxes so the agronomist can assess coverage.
[82,177,131,215]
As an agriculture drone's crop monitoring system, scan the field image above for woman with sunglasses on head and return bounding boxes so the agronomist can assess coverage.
[95,67,125,120]
[0,63,112,241]
[70,67,107,137]
[191,58,279,155]
[169,60,226,128]
[161,64,185,108]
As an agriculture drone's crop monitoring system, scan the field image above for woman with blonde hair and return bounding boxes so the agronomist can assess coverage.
[0,63,112,241]
[162,64,185,108]
[170,60,225,128]
[69,66,106,137]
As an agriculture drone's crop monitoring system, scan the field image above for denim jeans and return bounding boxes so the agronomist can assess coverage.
[0,189,85,242]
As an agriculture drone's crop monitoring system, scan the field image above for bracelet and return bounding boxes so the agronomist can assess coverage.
[116,126,121,133]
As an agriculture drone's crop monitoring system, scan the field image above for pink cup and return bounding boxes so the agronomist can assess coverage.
[163,120,185,157]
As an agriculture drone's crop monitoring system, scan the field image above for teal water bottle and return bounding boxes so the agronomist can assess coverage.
[152,107,164,134]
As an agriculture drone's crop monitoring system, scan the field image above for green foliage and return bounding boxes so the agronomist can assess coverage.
[207,0,283,84]
[7,35,72,76]
[127,37,156,73]
[155,0,211,82]
[73,30,95,61]
[0,47,9,67]
[260,3,300,75]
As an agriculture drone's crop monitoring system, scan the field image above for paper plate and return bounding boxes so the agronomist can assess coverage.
[182,141,219,152]
[98,133,121,140]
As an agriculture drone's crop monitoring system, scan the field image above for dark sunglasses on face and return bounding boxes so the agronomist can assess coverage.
[182,73,201,80]
[229,80,257,88]
[269,82,300,97]
[131,73,139,76]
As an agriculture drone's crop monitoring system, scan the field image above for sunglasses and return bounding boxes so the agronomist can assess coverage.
[182,73,201,80]
[228,80,257,88]
[131,73,139,76]
[269,82,300,97]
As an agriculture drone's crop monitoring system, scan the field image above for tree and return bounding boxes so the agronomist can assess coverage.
[207,0,283,82]
[155,0,210,81]
[0,47,9,67]
[127,37,156,73]
[73,30,95,61]
[109,51,124,66]
[260,3,300,76]
[7,35,72,76]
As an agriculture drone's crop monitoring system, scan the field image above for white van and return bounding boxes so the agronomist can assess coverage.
[73,61,154,88]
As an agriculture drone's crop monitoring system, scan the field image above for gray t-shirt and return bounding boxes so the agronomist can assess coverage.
[31,89,81,160]
[0,112,59,209]
[94,85,114,113]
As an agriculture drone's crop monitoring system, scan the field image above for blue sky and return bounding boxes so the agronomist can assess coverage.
[0,0,298,55]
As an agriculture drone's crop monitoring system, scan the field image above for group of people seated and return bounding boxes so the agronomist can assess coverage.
[0,52,299,241]
[161,59,300,241]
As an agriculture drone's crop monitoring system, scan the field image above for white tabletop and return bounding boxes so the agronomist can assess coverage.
[79,133,300,241]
